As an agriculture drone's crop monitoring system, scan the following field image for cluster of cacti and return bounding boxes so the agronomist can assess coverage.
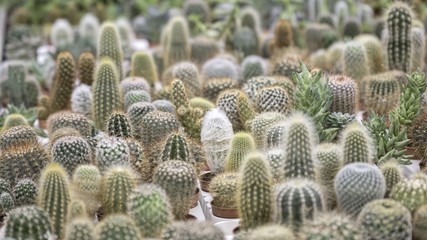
[202,77,237,102]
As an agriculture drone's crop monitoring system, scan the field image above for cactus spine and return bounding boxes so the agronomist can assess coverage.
[97,22,123,81]
[13,178,38,206]
[224,132,255,172]
[380,160,402,197]
[390,173,427,212]
[300,213,362,239]
[51,136,92,175]
[107,111,132,138]
[71,84,93,119]
[49,51,76,113]
[71,165,101,216]
[216,89,256,131]
[65,218,95,240]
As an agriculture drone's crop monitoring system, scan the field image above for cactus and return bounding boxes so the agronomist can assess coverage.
[233,27,259,58]
[305,24,337,52]
[340,121,374,164]
[274,179,324,230]
[127,183,173,238]
[101,166,138,215]
[153,160,197,220]
[97,22,123,81]
[343,41,369,81]
[153,99,175,113]
[256,86,291,114]
[190,37,219,65]
[249,112,286,149]
[202,78,237,102]
[380,160,402,197]
[107,111,132,138]
[140,110,179,148]
[271,57,301,79]
[95,136,130,172]
[49,127,82,149]
[71,84,92,119]
[50,19,73,49]
[318,14,334,27]
[300,213,361,239]
[327,75,359,114]
[5,206,53,240]
[413,204,427,240]
[1,113,29,132]
[164,16,190,67]
[411,26,425,72]
[51,136,92,175]
[160,132,193,164]
[216,89,256,131]
[237,152,273,230]
[273,19,293,49]
[189,97,214,112]
[241,56,267,83]
[78,51,95,86]
[13,178,38,206]
[209,172,238,209]
[342,19,361,38]
[65,218,95,240]
[1,61,25,107]
[315,143,342,209]
[264,122,286,149]
[247,224,295,240]
[126,102,156,140]
[47,111,92,138]
[0,178,10,195]
[385,2,412,73]
[95,214,141,240]
[38,163,71,239]
[202,58,239,81]
[24,78,40,108]
[71,164,101,216]
[390,173,427,212]
[0,192,14,213]
[67,199,87,222]
[362,72,401,115]
[120,77,151,96]
[283,112,317,180]
[243,76,294,105]
[49,51,76,113]
[130,51,158,88]
[358,199,412,240]
[356,35,384,74]
[334,162,386,216]
[124,90,151,109]
[172,62,200,96]
[224,132,255,172]
[161,221,224,240]
[79,13,99,46]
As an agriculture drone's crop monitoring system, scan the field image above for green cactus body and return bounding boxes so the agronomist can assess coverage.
[124,90,151,109]
[13,178,38,206]
[2,113,29,132]
[161,221,224,240]
[237,152,273,230]
[47,112,92,138]
[92,58,123,130]
[101,166,137,215]
[202,58,238,81]
[51,136,92,176]
[271,58,301,79]
[362,72,401,115]
[305,24,336,52]
[249,112,286,149]
[380,160,402,197]
[127,183,173,238]
[318,14,335,27]
[24,79,40,108]
[65,218,95,240]
[327,75,358,114]
[5,206,53,240]
[209,172,238,209]
[97,22,123,81]
[189,97,214,113]
[202,77,237,102]
[164,16,190,67]
[356,35,384,74]
[49,51,76,113]
[275,179,324,230]
[0,192,14,213]
[0,125,37,151]
[120,77,151,96]
[67,199,87,222]
[241,56,267,83]
[390,173,427,212]
[172,62,200,97]
[95,214,141,240]
[248,224,295,240]
[95,136,130,172]
[413,204,427,240]
[217,89,255,131]
[160,132,193,164]
[411,26,425,72]
[0,178,10,195]
[224,132,255,172]
[265,149,285,183]
[300,213,362,239]
[153,160,197,220]
[2,64,26,107]
[190,37,219,66]
[71,165,101,216]
[340,121,374,164]
[358,199,412,240]
[153,99,175,113]
[71,84,92,119]
[233,27,259,58]
[264,122,286,149]
[343,19,361,38]
[283,113,317,180]
[78,51,95,85]
[343,41,369,81]
[130,51,158,88]
[334,162,386,216]
[385,2,412,73]
[38,163,71,239]
[256,86,291,114]
[107,111,132,138]
[126,102,156,140]
[141,110,179,149]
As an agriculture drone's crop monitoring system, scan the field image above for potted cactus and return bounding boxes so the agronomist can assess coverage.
[209,172,239,218]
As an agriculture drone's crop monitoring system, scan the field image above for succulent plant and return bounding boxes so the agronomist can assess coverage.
[67,199,87,222]
[190,37,219,66]
[305,24,337,52]
[172,62,200,97]
[164,16,190,67]
[78,51,95,86]
[95,214,141,240]
[379,160,402,198]
[126,102,156,140]
[50,19,74,50]
[202,57,239,81]
[5,206,53,240]
[130,51,158,88]
[247,224,295,240]
[65,218,95,240]
[120,77,151,96]
[216,89,255,131]
[1,113,29,132]
[249,112,286,149]
[327,75,358,114]
[95,136,130,172]
[71,84,92,119]
[124,90,151,110]
[141,110,179,149]
[264,121,286,149]
[273,19,293,49]
[342,18,361,38]
[209,172,238,209]
[233,27,259,58]
[71,164,101,216]
[223,132,255,173]
[13,178,38,206]
[0,192,14,213]
[52,135,92,175]
[271,57,301,79]
[162,221,224,240]
[390,173,427,212]
[107,111,132,138]
[97,22,123,81]
[241,56,267,83]
[153,99,175,113]
[256,87,291,114]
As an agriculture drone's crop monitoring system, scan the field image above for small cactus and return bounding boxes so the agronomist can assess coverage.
[97,22,123,81]
[380,160,402,197]
[343,41,369,81]
[327,75,359,114]
[209,172,238,208]
[256,86,291,114]
[95,214,141,240]
[124,90,151,110]
[2,113,29,132]
[161,221,224,240]
[233,27,259,58]
[71,84,93,119]
[247,224,295,240]
[47,111,92,138]
[126,102,156,140]
[51,135,92,175]
[390,173,427,212]
[202,57,239,81]
[71,164,101,216]
[0,125,37,151]
[95,136,130,172]
[5,206,53,240]
[216,89,255,131]
[78,51,95,85]
[273,19,293,49]
[130,51,158,88]
[190,37,219,66]
[356,35,384,74]
[241,55,267,83]
[250,112,286,149]
[107,111,133,138]
[411,26,425,72]
[340,121,374,164]
[13,178,38,206]
[164,16,190,67]
[413,204,427,240]
[67,199,87,222]
[120,77,151,96]
[202,77,237,102]
[224,132,255,172]
[65,218,95,240]
[172,62,201,97]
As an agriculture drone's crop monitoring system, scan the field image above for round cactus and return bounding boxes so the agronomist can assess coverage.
[2,113,29,131]
[249,112,286,149]
[126,102,156,140]
[202,77,237,102]
[413,204,427,240]
[202,57,239,81]
[216,89,255,131]
[356,35,384,74]
[13,178,38,206]
[172,61,201,97]
[51,135,92,175]
[0,125,38,151]
[124,90,151,109]
[140,110,179,149]
[163,16,190,67]
[67,199,87,222]
[95,214,141,240]
[241,55,267,83]
[162,221,224,240]
[153,99,175,113]
[120,77,151,95]
[107,111,133,138]
[190,36,219,66]
[233,26,259,58]
[343,41,369,81]
[390,173,427,212]
[5,206,53,240]
[95,136,130,172]
[209,172,238,208]
[247,224,295,240]
[65,218,95,240]
[47,111,92,138]
[264,122,286,149]
[71,84,93,119]
[380,160,402,197]
[130,51,158,88]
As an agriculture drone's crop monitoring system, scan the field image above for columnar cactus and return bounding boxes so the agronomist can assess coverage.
[164,16,190,67]
[95,214,141,240]
[202,77,237,102]
[190,36,220,65]
[38,163,71,239]
[65,218,95,240]
[160,132,193,164]
[1,64,26,107]
[358,199,412,240]
[130,51,158,88]
[274,179,324,230]
[78,51,95,85]
[172,62,200,97]
[327,75,359,114]
[107,111,132,138]
[283,112,317,180]
[153,160,197,220]
[13,178,38,206]
[411,26,425,72]
[49,51,75,113]
[413,204,427,240]
[343,41,369,81]
[71,84,92,119]
[120,77,151,96]
[92,58,123,130]
[67,199,87,222]
[216,89,256,131]
[127,183,173,238]
[209,172,238,209]
[356,35,384,74]
[264,122,286,149]
[5,206,53,240]
[385,2,412,73]
[224,132,255,172]
[97,22,123,80]
[248,225,295,240]
[390,173,427,211]
[24,79,40,108]
[237,152,273,230]
[140,110,179,148]
[380,160,402,197]
[273,19,293,49]
[300,213,361,239]
[334,162,386,216]
[100,166,138,215]
[161,221,224,240]
[340,121,374,164]
[71,165,101,215]
[51,135,92,175]
[47,112,92,138]
[233,27,259,58]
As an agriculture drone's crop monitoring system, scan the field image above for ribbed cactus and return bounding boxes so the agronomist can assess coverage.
[107,111,132,138]
[71,84,92,119]
[78,51,95,85]
[247,224,295,240]
[130,51,158,88]
[95,214,141,240]
[390,173,427,211]
[224,132,255,172]
[38,163,71,239]
[124,90,151,109]
[216,89,255,131]
[79,13,99,46]
[411,26,425,72]
[271,57,301,79]
[95,136,130,172]
[264,121,286,149]
[0,192,14,213]
[334,162,386,216]
[47,111,92,138]
[160,132,193,164]
[249,112,286,149]
[126,102,156,140]
[164,16,190,67]
[385,2,412,73]
[305,23,337,52]
[13,178,38,206]
[71,164,101,216]
[283,113,317,180]
[92,58,123,130]
[358,199,412,240]
[190,36,219,65]
[1,64,26,107]
[153,99,175,113]
[162,221,224,240]
[24,79,40,108]
[340,121,374,164]
[343,41,369,81]
[65,218,95,240]
[101,166,137,215]
[413,204,427,240]
[120,77,151,96]
[5,206,53,240]
[1,113,29,132]
[380,160,402,197]
[237,152,273,230]
[49,51,75,113]
[209,172,238,209]
[241,56,267,83]
[356,35,384,74]
[189,97,215,112]
[202,57,239,81]
[127,183,173,238]
[256,86,291,114]
[327,75,359,114]
[233,27,259,58]
[300,213,361,239]
[202,77,237,102]
[97,22,123,81]
[140,110,179,148]
[273,19,293,49]
[51,135,92,175]
[49,127,82,149]
[153,160,197,220]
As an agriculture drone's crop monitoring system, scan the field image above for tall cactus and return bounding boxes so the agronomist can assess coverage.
[164,16,190,67]
[97,22,123,81]
[343,41,369,81]
[249,112,286,149]
[51,135,92,175]
[411,26,425,72]
[71,164,101,216]
[224,132,256,172]
[130,51,158,88]
[49,51,76,113]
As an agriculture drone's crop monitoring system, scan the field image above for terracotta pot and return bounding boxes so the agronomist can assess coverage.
[190,188,200,208]
[185,214,197,221]
[199,171,213,192]
[211,201,238,218]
